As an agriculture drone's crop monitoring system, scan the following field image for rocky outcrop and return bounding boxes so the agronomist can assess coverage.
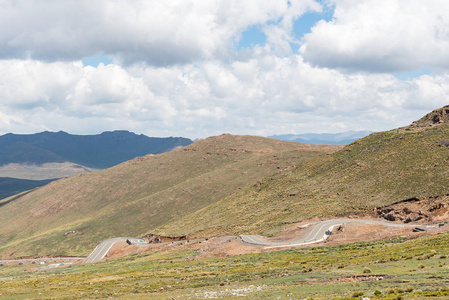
[374,196,449,223]
[375,207,427,222]
[401,105,449,132]
[142,233,188,244]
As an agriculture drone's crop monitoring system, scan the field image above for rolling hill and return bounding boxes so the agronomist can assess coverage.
[0,134,338,257]
[156,105,449,237]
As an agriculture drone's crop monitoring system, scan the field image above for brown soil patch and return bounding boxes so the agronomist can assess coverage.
[107,236,264,260]
[324,223,413,245]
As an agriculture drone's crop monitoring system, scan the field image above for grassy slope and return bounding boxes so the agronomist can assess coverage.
[1,233,449,299]
[0,134,338,257]
[157,125,449,237]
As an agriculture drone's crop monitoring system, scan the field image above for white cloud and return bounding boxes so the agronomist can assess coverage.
[0,1,448,138]
[0,55,447,137]
[0,0,319,66]
[300,0,449,72]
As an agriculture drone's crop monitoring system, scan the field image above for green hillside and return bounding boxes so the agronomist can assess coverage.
[156,107,449,237]
[0,134,337,258]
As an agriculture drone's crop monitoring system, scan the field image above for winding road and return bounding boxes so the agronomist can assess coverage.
[240,218,439,248]
[83,219,442,263]
[83,237,144,264]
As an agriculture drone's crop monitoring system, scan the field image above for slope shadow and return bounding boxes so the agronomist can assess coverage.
[0,188,42,208]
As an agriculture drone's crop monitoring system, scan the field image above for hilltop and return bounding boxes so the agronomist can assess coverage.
[0,134,338,257]
[156,106,449,237]
[405,104,449,130]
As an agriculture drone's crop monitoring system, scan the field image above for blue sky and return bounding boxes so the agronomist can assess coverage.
[0,0,448,138]
[82,55,113,68]
[237,5,334,52]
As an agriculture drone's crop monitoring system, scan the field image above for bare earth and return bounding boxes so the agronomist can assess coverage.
[107,218,448,261]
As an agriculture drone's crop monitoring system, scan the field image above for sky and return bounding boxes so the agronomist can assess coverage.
[1,0,449,139]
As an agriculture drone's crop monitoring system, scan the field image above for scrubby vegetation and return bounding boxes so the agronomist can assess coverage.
[1,232,449,299]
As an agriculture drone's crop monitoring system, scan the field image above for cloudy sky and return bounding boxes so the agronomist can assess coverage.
[1,0,448,138]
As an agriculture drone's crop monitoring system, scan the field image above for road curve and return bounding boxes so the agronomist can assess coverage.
[240,219,439,248]
[83,237,144,264]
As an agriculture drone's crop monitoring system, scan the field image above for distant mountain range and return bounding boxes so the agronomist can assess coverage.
[270,131,373,145]
[0,130,193,169]
[0,131,193,199]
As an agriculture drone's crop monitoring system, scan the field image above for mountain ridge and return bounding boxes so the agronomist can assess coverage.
[270,130,373,145]
[0,130,193,169]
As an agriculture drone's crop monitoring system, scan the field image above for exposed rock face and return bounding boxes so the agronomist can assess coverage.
[415,105,449,125]
[375,206,428,222]
[402,105,449,132]
[374,196,449,223]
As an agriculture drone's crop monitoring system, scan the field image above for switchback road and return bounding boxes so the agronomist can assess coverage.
[83,219,441,263]
[240,219,439,248]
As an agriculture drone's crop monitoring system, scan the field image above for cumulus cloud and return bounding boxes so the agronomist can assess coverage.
[1,1,448,138]
[300,0,449,72]
[0,0,318,66]
[0,55,447,137]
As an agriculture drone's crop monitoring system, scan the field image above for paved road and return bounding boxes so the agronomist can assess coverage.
[83,237,145,264]
[240,218,439,248]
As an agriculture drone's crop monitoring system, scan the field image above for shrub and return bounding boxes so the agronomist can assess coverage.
[405,285,414,292]
[363,267,372,274]
[351,291,363,298]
